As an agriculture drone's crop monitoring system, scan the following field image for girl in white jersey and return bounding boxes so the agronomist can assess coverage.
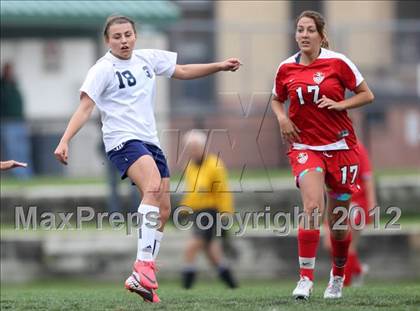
[54,15,241,303]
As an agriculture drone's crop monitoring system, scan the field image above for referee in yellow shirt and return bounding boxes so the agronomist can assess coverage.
[180,131,237,289]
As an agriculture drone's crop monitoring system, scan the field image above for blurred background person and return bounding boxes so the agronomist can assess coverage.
[180,130,238,289]
[323,141,377,287]
[0,62,33,178]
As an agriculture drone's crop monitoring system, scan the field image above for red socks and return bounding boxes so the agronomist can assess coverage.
[330,232,352,277]
[344,251,362,286]
[298,229,352,280]
[351,251,362,274]
[298,228,320,281]
[344,252,354,285]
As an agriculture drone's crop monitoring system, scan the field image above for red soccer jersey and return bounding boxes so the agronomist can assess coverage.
[352,142,372,207]
[273,48,364,150]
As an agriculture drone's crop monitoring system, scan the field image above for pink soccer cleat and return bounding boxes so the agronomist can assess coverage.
[133,260,159,290]
[125,272,160,303]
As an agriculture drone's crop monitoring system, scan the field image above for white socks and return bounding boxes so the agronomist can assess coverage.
[136,204,160,262]
[152,230,164,260]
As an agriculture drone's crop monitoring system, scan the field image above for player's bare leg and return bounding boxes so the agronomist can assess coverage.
[124,155,164,302]
[293,170,324,300]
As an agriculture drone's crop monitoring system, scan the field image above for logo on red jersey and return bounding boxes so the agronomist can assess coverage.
[297,152,308,164]
[337,129,350,139]
[313,72,325,84]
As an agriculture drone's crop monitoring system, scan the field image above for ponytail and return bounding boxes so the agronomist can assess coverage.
[321,30,329,49]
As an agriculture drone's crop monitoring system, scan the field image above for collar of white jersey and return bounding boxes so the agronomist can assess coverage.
[105,50,135,64]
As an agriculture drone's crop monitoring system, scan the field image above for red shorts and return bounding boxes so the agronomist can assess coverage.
[288,148,360,195]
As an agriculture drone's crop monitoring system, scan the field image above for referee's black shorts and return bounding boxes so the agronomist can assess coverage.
[192,208,218,243]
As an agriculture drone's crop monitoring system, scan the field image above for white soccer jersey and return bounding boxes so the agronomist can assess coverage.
[80,49,177,152]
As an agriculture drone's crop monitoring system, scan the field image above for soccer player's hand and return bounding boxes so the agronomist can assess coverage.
[278,117,301,144]
[219,58,242,72]
[0,160,28,171]
[54,142,69,165]
[317,95,345,111]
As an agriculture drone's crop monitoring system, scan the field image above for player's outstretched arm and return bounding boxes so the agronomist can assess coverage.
[54,93,95,165]
[172,58,241,80]
[0,160,28,171]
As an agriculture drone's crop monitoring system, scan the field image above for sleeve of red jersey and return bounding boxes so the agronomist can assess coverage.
[272,64,288,102]
[338,55,364,91]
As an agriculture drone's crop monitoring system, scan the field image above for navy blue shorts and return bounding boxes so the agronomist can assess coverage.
[106,140,170,180]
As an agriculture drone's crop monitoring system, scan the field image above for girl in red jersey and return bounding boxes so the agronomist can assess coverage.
[271,11,374,299]
[323,142,377,287]
[345,142,377,286]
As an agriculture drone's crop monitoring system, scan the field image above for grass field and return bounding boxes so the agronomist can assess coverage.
[1,279,419,311]
[1,167,418,188]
